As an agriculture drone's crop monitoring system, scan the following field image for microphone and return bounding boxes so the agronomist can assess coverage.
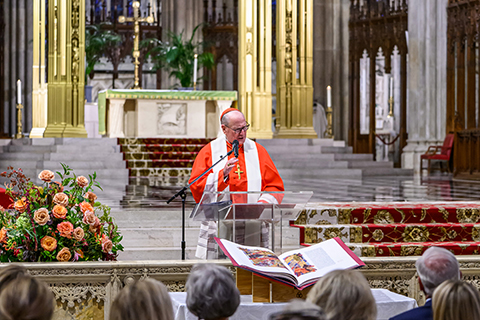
[233,140,239,158]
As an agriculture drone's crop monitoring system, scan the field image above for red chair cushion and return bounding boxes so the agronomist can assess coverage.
[0,188,13,209]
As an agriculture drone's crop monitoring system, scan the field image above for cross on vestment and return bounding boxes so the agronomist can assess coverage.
[118,1,154,89]
[234,164,243,179]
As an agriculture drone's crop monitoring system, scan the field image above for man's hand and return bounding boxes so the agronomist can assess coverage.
[223,157,239,177]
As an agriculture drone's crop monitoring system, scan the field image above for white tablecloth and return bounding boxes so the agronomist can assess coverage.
[170,288,417,320]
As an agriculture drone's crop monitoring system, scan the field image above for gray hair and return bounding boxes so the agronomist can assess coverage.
[416,247,460,296]
[269,299,326,320]
[307,269,376,320]
[186,264,240,320]
[109,278,174,320]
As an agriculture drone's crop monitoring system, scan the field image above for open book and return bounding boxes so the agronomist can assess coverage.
[215,237,364,290]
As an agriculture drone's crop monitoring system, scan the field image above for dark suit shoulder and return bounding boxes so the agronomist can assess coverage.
[389,303,432,320]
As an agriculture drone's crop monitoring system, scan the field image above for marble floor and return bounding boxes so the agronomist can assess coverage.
[117,173,480,211]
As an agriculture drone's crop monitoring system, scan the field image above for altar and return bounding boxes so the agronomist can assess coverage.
[97,90,237,138]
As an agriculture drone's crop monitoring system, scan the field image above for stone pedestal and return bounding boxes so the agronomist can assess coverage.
[402,0,448,174]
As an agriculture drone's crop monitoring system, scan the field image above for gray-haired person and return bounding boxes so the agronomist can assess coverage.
[186,264,240,320]
[389,247,461,320]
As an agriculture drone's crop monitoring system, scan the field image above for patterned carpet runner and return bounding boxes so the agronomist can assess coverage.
[291,202,480,257]
[119,138,212,187]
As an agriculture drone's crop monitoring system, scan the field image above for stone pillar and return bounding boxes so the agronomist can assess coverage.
[402,0,448,173]
[275,0,317,139]
[2,0,34,137]
[313,0,349,140]
[161,0,203,89]
[30,0,48,138]
[44,0,87,138]
[238,0,273,139]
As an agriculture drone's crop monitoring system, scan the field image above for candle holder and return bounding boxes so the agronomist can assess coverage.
[387,96,394,118]
[324,105,334,139]
[193,81,197,91]
[15,103,24,139]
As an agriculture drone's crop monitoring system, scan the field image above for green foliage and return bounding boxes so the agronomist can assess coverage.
[142,24,215,88]
[0,165,123,262]
[85,24,122,83]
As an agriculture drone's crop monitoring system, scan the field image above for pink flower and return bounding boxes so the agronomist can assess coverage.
[57,221,74,238]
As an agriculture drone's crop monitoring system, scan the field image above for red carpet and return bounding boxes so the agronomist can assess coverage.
[291,202,480,256]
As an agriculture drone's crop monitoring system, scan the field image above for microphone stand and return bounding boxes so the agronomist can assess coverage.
[167,148,234,260]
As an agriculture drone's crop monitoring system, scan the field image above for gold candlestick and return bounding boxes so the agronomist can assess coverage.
[324,106,334,139]
[387,96,394,118]
[15,103,24,139]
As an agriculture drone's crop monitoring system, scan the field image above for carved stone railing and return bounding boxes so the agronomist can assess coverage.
[9,257,480,320]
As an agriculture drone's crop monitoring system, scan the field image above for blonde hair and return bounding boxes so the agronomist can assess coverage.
[109,278,174,320]
[0,273,54,320]
[433,280,480,320]
[307,269,376,320]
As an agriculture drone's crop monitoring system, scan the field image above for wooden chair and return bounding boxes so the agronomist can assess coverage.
[420,134,454,175]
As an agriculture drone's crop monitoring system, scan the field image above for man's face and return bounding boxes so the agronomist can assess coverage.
[221,111,248,145]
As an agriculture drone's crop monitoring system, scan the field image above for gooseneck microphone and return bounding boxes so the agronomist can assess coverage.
[233,140,239,158]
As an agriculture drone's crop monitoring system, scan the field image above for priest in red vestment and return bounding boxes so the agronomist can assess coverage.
[189,108,284,259]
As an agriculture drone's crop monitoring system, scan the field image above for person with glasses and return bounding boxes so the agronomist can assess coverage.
[189,107,284,259]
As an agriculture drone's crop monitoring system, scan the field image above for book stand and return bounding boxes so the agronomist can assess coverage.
[236,268,312,303]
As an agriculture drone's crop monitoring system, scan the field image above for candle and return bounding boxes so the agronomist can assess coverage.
[193,54,198,86]
[17,79,21,105]
[389,76,393,98]
[327,85,331,107]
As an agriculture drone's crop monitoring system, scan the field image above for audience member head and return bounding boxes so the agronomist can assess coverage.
[186,263,240,320]
[0,270,54,320]
[109,278,174,320]
[269,299,326,320]
[415,247,460,297]
[433,280,480,320]
[307,269,376,320]
[0,264,28,292]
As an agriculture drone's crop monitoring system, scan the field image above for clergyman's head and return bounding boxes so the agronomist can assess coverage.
[221,109,249,145]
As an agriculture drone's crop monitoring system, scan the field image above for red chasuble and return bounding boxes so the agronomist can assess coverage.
[189,137,284,204]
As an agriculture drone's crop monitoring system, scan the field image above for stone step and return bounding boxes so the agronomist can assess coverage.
[111,210,202,228]
[257,139,336,147]
[278,168,363,179]
[320,146,353,154]
[55,145,120,153]
[0,153,48,160]
[274,160,348,169]
[117,247,199,260]
[362,167,414,177]
[348,161,393,169]
[270,153,335,161]
[49,153,124,161]
[334,153,373,161]
[3,145,54,153]
[263,145,323,155]
[42,160,126,170]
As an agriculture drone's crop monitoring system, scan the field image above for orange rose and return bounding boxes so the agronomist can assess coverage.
[76,176,88,188]
[73,227,84,241]
[0,227,7,244]
[33,208,50,226]
[79,201,94,214]
[56,247,71,262]
[38,170,54,182]
[53,192,69,206]
[84,192,97,203]
[40,236,57,252]
[14,197,28,213]
[52,205,67,219]
[101,236,113,253]
[89,217,102,234]
[82,211,96,225]
[57,221,73,238]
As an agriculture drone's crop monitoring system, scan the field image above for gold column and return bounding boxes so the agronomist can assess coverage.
[44,0,87,138]
[31,0,48,138]
[275,0,316,138]
[239,0,273,139]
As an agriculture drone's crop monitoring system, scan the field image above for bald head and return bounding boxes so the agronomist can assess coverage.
[221,110,248,145]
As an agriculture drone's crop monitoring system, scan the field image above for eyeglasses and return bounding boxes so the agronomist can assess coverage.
[225,122,250,134]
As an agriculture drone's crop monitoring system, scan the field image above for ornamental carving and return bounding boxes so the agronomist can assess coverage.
[456,208,480,223]
[373,210,394,224]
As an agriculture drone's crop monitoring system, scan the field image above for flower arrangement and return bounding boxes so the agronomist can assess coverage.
[0,164,123,262]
